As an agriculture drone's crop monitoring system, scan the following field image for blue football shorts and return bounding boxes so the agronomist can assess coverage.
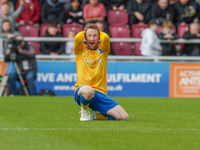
[74,85,119,115]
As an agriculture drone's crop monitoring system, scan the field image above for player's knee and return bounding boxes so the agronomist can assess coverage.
[114,114,122,120]
[117,113,129,121]
[82,86,95,100]
[123,113,129,121]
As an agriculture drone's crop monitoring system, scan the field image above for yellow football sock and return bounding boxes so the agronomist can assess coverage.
[96,113,108,120]
[81,103,89,110]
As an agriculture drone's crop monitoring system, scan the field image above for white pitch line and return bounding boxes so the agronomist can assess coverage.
[0,128,199,131]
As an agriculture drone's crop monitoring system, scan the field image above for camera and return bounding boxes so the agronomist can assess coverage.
[7,37,22,61]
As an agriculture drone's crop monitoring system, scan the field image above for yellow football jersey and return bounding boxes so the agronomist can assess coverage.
[74,31,110,94]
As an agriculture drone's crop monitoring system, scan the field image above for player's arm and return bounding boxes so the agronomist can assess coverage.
[74,31,85,54]
[100,31,110,54]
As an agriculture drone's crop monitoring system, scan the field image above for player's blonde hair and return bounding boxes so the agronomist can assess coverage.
[84,24,100,34]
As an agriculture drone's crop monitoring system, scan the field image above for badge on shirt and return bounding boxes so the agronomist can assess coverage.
[22,60,29,70]
[98,48,103,55]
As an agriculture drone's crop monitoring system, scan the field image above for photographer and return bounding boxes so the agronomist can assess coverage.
[0,20,21,54]
[5,35,37,96]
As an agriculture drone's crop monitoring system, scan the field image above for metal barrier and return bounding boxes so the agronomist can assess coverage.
[0,37,200,62]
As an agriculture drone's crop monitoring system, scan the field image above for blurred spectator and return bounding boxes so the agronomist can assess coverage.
[59,0,71,10]
[38,0,45,5]
[0,0,24,33]
[102,0,128,11]
[15,0,41,26]
[40,22,65,55]
[140,19,162,56]
[64,0,84,24]
[0,19,20,37]
[174,0,200,26]
[65,30,75,56]
[151,0,175,25]
[182,23,200,56]
[195,0,200,6]
[41,0,65,27]
[0,0,15,13]
[5,35,37,95]
[9,0,18,5]
[0,20,21,53]
[95,21,114,55]
[95,21,110,36]
[80,0,104,9]
[126,0,151,27]
[158,20,179,56]
[83,0,106,25]
[146,0,158,4]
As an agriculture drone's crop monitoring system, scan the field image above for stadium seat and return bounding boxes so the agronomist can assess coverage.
[112,42,132,55]
[177,24,189,38]
[132,24,148,38]
[109,26,132,55]
[40,23,62,37]
[108,24,130,33]
[18,25,38,37]
[107,10,128,25]
[131,24,148,55]
[133,42,142,56]
[62,24,84,37]
[28,41,40,54]
[18,25,40,54]
[177,24,190,53]
[110,26,130,38]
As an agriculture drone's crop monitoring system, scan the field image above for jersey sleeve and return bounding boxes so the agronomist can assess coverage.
[100,31,110,54]
[74,31,85,55]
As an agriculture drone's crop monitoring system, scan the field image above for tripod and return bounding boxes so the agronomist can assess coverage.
[0,61,29,96]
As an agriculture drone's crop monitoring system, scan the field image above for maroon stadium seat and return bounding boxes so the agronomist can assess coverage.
[18,25,38,37]
[133,42,142,56]
[177,24,190,53]
[109,26,132,55]
[110,26,130,38]
[28,41,40,54]
[132,24,148,38]
[107,10,128,25]
[18,25,40,54]
[131,24,148,55]
[62,24,84,37]
[40,23,62,37]
[177,24,189,38]
[111,42,132,55]
[108,24,130,35]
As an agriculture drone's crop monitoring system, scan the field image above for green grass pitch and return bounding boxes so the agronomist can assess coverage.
[0,97,200,150]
